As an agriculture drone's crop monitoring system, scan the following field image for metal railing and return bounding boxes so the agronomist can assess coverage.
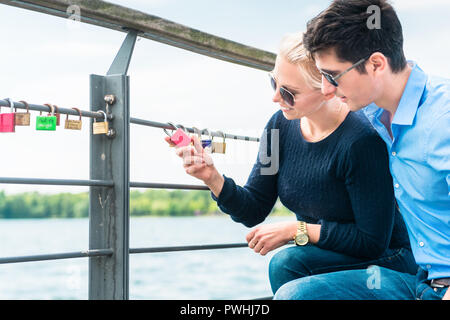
[0,0,277,300]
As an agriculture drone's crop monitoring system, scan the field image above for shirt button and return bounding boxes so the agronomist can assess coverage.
[392,151,397,156]
[395,183,400,189]
[419,242,424,247]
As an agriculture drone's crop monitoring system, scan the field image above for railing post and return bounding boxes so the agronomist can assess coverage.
[88,31,136,300]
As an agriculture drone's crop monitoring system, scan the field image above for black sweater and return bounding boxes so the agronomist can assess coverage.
[212,110,411,258]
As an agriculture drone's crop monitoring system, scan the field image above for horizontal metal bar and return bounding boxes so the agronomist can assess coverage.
[0,101,260,143]
[130,181,209,191]
[0,99,109,120]
[0,249,113,264]
[130,241,294,254]
[130,117,260,142]
[0,177,114,187]
[0,0,276,71]
[130,243,250,254]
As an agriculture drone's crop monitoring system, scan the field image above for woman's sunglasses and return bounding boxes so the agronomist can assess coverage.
[268,73,295,106]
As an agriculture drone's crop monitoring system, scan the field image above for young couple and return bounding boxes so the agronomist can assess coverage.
[166,0,449,300]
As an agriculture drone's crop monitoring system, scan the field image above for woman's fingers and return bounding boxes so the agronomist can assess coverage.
[164,136,177,147]
[185,163,207,174]
[191,135,204,154]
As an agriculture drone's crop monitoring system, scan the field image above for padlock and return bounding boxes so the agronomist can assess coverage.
[93,110,109,135]
[164,122,191,147]
[170,124,191,147]
[65,108,82,130]
[48,104,61,126]
[201,129,213,153]
[15,100,31,126]
[36,104,57,131]
[212,131,226,154]
[0,98,15,133]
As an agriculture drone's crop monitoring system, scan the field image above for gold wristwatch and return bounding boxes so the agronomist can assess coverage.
[294,221,309,246]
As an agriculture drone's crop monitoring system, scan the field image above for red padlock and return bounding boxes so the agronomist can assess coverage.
[0,98,16,133]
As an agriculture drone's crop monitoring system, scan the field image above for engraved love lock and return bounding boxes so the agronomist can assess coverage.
[0,98,16,133]
[93,110,109,135]
[212,131,226,154]
[36,104,57,131]
[15,100,31,126]
[65,108,82,130]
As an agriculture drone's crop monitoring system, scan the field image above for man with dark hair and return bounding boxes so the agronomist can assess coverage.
[274,0,450,300]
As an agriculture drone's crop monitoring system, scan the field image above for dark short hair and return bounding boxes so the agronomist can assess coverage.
[303,0,407,73]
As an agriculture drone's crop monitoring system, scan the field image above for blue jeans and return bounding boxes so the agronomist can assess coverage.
[269,244,418,294]
[273,266,448,300]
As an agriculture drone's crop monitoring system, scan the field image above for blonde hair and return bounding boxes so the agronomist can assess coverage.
[278,32,322,90]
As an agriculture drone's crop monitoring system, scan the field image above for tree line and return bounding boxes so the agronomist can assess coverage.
[0,190,290,219]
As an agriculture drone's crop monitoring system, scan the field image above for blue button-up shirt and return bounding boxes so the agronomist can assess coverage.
[363,61,450,280]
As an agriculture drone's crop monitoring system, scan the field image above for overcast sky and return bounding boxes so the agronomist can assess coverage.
[1,0,449,195]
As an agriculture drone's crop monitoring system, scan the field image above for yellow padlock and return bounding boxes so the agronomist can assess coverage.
[93,110,109,135]
[212,131,226,154]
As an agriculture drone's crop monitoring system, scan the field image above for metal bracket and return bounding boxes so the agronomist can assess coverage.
[107,29,138,76]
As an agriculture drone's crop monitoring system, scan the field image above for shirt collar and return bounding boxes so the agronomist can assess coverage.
[363,61,428,126]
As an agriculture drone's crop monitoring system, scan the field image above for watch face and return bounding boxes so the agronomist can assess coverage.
[295,233,309,246]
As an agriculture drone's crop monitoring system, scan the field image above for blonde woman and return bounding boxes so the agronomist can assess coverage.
[166,33,417,295]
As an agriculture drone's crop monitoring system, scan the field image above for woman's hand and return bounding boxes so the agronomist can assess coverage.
[165,135,224,197]
[246,221,297,256]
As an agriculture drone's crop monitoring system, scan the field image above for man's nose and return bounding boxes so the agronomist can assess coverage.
[321,75,337,97]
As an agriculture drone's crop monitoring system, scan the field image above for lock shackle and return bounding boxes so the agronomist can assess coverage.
[44,103,54,116]
[67,108,82,121]
[216,130,226,142]
[202,128,213,140]
[53,105,60,116]
[95,110,108,122]
[163,121,178,137]
[4,98,14,113]
[191,126,202,139]
[176,124,187,133]
[17,101,30,113]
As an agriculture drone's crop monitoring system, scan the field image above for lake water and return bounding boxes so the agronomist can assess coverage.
[0,216,292,299]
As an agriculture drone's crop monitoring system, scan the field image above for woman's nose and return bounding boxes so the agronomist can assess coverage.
[272,88,282,104]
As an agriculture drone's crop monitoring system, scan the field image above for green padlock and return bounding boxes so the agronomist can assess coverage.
[36,104,57,131]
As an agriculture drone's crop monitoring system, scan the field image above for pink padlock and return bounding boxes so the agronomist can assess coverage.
[164,122,193,147]
[0,98,15,133]
[170,128,191,147]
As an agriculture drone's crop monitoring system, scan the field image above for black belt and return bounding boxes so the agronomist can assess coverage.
[430,278,450,288]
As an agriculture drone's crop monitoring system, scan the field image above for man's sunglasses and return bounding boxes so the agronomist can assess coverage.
[269,73,296,106]
[320,56,369,87]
